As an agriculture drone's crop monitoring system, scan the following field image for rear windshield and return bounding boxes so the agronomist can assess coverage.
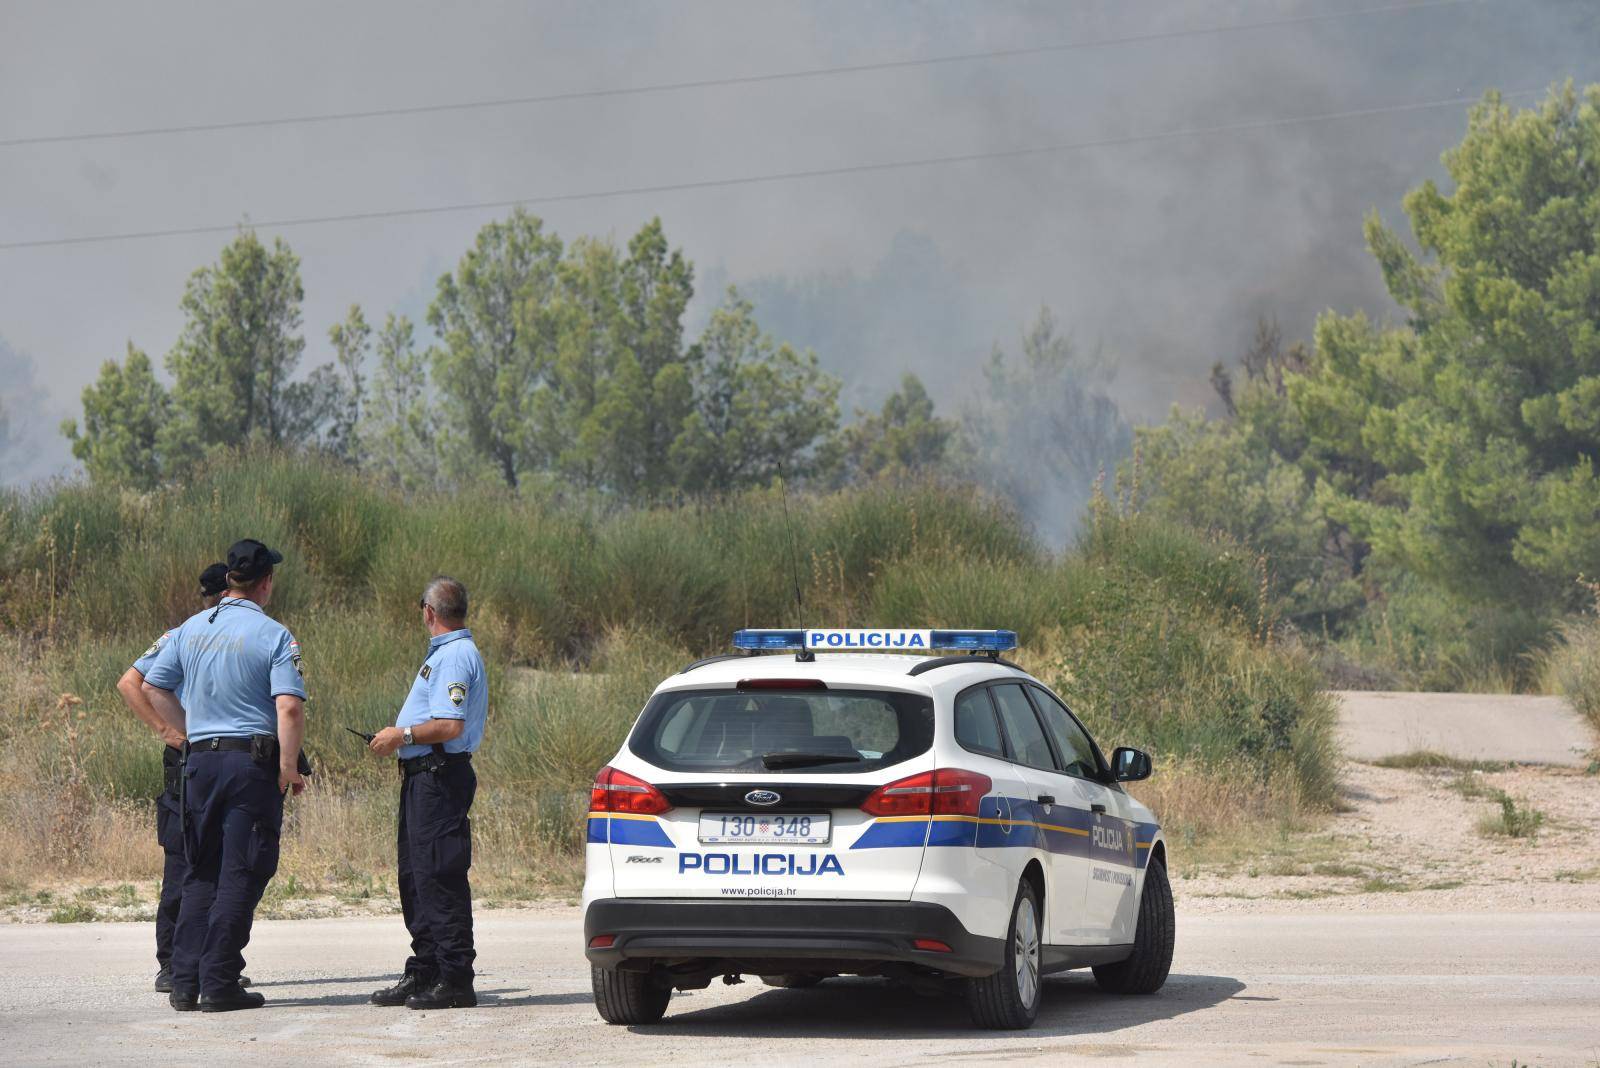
[629,688,934,774]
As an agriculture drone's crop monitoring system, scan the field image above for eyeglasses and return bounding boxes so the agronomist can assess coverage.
[418,599,431,611]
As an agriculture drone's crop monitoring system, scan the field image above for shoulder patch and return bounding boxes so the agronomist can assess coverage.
[420,665,432,680]
[448,682,467,707]
[142,631,172,659]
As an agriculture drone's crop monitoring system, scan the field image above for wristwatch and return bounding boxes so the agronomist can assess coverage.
[402,727,414,747]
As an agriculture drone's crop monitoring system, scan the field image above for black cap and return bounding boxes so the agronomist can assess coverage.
[226,539,284,581]
[198,562,229,597]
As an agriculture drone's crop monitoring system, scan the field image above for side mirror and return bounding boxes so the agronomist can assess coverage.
[1110,747,1152,782]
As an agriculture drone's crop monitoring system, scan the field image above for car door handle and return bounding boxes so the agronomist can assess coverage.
[1091,803,1106,814]
[1036,795,1055,806]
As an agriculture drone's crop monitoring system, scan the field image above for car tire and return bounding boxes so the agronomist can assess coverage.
[759,974,825,988]
[965,879,1043,1030]
[591,964,671,1024]
[1091,856,1175,995]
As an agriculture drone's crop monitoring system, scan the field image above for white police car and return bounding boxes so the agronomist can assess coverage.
[583,628,1172,1029]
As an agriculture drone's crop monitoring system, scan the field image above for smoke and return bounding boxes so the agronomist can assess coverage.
[2,0,1595,494]
[959,309,1131,545]
[0,335,72,486]
[707,0,1598,427]
[705,232,990,411]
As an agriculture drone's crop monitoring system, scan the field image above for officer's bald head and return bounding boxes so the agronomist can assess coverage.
[423,576,468,628]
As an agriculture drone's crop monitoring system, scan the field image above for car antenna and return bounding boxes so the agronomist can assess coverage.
[776,461,812,662]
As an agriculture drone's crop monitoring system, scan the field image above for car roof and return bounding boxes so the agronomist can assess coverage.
[658,652,1033,698]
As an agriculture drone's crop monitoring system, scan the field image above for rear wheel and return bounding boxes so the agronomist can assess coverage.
[759,974,825,988]
[965,880,1042,1029]
[591,964,671,1024]
[1092,857,1175,994]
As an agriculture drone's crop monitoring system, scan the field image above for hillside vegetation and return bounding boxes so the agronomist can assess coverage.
[0,454,1333,908]
[1137,84,1600,692]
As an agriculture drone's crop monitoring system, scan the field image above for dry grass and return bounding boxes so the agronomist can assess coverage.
[1535,611,1600,730]
[0,783,585,921]
[1126,757,1321,877]
[1370,750,1508,773]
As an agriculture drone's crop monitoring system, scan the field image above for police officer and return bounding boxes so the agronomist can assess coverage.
[368,576,486,1011]
[114,562,231,994]
[142,539,306,1013]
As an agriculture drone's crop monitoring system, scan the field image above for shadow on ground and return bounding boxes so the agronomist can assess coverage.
[249,975,392,988]
[258,984,589,1009]
[634,972,1244,1039]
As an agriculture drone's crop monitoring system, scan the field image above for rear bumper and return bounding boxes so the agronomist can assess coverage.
[583,898,1003,978]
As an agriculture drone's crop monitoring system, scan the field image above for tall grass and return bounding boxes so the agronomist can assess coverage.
[1,453,1340,904]
[1534,583,1600,730]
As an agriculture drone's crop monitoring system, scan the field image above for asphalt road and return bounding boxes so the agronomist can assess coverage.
[1335,690,1594,766]
[2,907,1596,1067]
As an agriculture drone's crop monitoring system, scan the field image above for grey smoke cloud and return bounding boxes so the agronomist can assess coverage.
[0,334,71,485]
[1,1,1595,486]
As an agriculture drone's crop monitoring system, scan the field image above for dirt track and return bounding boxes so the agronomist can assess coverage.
[2,906,1597,1067]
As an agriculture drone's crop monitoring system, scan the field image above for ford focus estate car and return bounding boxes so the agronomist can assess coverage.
[583,629,1173,1029]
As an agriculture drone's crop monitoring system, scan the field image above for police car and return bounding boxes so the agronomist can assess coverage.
[583,628,1172,1030]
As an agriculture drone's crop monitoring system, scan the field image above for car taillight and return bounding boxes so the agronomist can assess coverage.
[861,768,991,818]
[590,766,672,815]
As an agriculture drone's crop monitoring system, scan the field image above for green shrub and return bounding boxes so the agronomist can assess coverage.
[1030,511,1338,806]
[4,454,1342,868]
[1478,794,1545,839]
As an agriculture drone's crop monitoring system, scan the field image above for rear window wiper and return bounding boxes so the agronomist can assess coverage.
[760,751,864,769]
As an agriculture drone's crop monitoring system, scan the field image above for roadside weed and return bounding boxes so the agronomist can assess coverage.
[1477,794,1545,839]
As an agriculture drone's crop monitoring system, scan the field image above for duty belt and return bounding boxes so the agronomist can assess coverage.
[399,749,472,776]
[189,736,265,753]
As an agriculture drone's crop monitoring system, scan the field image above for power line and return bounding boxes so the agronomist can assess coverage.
[0,87,1540,253]
[0,0,1493,149]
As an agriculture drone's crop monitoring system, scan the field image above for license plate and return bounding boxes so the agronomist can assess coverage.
[698,812,831,844]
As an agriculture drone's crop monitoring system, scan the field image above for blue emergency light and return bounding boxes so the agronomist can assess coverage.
[732,628,1018,653]
[931,629,1019,652]
[732,629,808,650]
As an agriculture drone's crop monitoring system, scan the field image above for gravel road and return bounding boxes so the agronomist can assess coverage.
[3,906,1596,1067]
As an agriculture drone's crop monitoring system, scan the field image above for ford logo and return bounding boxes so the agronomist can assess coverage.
[745,789,781,807]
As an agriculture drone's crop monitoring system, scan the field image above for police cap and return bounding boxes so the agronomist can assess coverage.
[226,539,284,581]
[198,562,229,597]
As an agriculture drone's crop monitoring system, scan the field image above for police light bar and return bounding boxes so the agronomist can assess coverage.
[732,629,1018,653]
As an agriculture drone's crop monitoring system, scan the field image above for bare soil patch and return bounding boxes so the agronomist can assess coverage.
[1177,759,1600,913]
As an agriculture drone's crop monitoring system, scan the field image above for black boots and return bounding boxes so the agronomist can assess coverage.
[373,973,475,1009]
[199,985,266,1012]
[405,980,477,1010]
[371,972,431,1007]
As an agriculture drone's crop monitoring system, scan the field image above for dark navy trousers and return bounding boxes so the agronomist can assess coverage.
[154,746,186,969]
[173,750,283,997]
[398,760,477,986]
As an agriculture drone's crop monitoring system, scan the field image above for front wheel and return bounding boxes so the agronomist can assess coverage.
[965,880,1043,1029]
[591,964,671,1024]
[1092,857,1175,994]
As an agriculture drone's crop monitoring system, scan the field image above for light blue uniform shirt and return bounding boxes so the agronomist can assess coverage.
[144,598,306,743]
[133,630,185,703]
[395,629,487,760]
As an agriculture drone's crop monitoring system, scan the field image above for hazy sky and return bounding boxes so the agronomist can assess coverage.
[2,0,1595,485]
